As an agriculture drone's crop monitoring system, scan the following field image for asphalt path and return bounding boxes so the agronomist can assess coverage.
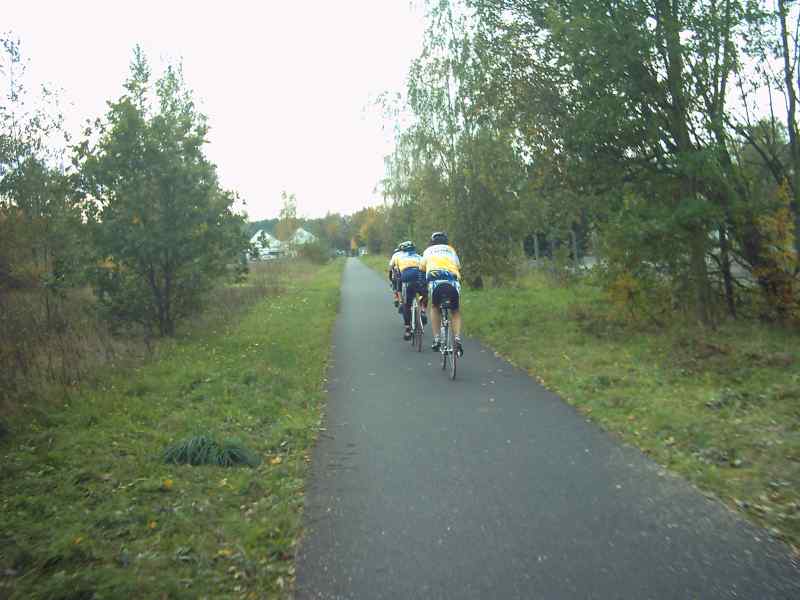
[295,258,799,599]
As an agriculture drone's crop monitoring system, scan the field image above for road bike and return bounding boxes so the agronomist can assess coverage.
[439,298,457,380]
[409,290,424,352]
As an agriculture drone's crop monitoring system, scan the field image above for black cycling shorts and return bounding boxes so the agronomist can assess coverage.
[403,279,428,305]
[431,281,459,310]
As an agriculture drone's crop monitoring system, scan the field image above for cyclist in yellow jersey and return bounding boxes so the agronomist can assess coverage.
[390,240,428,340]
[420,231,463,356]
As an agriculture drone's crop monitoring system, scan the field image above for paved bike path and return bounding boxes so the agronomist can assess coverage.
[295,258,798,599]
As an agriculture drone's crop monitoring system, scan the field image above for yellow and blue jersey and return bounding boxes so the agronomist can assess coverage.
[390,251,422,273]
[391,251,424,283]
[421,244,461,280]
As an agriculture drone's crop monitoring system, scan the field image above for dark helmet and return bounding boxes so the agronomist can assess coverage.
[399,240,415,252]
[430,231,448,245]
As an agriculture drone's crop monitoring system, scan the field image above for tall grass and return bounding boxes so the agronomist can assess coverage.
[0,287,150,415]
[0,260,292,426]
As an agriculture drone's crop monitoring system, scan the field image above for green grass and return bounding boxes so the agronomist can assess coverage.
[359,254,389,275]
[0,258,344,599]
[362,256,800,552]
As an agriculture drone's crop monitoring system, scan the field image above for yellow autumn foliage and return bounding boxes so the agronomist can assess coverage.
[755,180,800,322]
[607,271,640,315]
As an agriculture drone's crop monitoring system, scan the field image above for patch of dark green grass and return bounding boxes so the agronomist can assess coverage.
[163,434,260,467]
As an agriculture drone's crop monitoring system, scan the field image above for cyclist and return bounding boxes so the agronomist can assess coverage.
[387,244,402,308]
[420,231,463,356]
[390,240,428,340]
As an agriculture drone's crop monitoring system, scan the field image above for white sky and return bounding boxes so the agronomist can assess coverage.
[5,1,425,220]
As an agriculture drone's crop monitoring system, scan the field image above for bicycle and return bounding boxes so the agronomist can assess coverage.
[409,291,424,352]
[439,298,457,380]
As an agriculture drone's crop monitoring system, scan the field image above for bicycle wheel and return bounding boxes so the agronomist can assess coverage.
[414,299,423,352]
[408,300,416,349]
[441,319,449,370]
[448,322,457,380]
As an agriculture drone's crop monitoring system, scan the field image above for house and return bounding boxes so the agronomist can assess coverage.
[282,227,318,257]
[249,229,284,260]
[290,227,317,246]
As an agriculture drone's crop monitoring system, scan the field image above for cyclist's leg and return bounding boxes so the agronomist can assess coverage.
[429,281,442,349]
[451,286,462,337]
[452,310,462,338]
[418,288,428,324]
[392,271,401,305]
[402,283,413,328]
[442,283,463,355]
[417,277,429,324]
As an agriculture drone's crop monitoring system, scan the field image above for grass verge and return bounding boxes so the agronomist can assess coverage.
[361,255,800,553]
[1,259,290,428]
[0,258,344,599]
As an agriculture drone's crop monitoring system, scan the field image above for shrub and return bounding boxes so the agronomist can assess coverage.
[297,240,331,265]
[163,434,260,467]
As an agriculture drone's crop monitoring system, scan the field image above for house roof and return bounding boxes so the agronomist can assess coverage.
[250,229,283,249]
[291,227,317,244]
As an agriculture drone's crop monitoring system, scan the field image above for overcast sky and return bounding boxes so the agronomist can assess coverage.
[5,1,425,220]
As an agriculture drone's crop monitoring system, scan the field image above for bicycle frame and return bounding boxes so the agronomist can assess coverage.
[439,301,457,379]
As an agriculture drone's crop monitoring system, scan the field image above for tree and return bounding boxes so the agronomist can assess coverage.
[470,0,772,322]
[380,2,530,284]
[274,191,298,241]
[76,48,247,336]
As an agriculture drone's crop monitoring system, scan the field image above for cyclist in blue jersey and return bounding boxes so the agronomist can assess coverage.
[390,240,428,340]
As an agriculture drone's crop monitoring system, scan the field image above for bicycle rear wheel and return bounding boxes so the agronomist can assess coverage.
[409,301,417,349]
[448,322,457,380]
[414,299,423,352]
[441,322,448,370]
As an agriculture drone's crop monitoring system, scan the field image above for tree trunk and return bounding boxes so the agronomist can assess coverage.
[658,0,714,325]
[147,265,168,337]
[718,224,736,318]
[689,229,715,327]
[570,228,580,269]
[163,262,174,336]
[778,0,800,258]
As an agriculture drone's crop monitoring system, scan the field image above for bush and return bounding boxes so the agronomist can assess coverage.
[163,434,260,467]
[297,240,331,265]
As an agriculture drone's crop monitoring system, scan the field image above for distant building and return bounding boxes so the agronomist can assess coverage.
[290,227,317,245]
[249,227,318,260]
[249,229,284,260]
